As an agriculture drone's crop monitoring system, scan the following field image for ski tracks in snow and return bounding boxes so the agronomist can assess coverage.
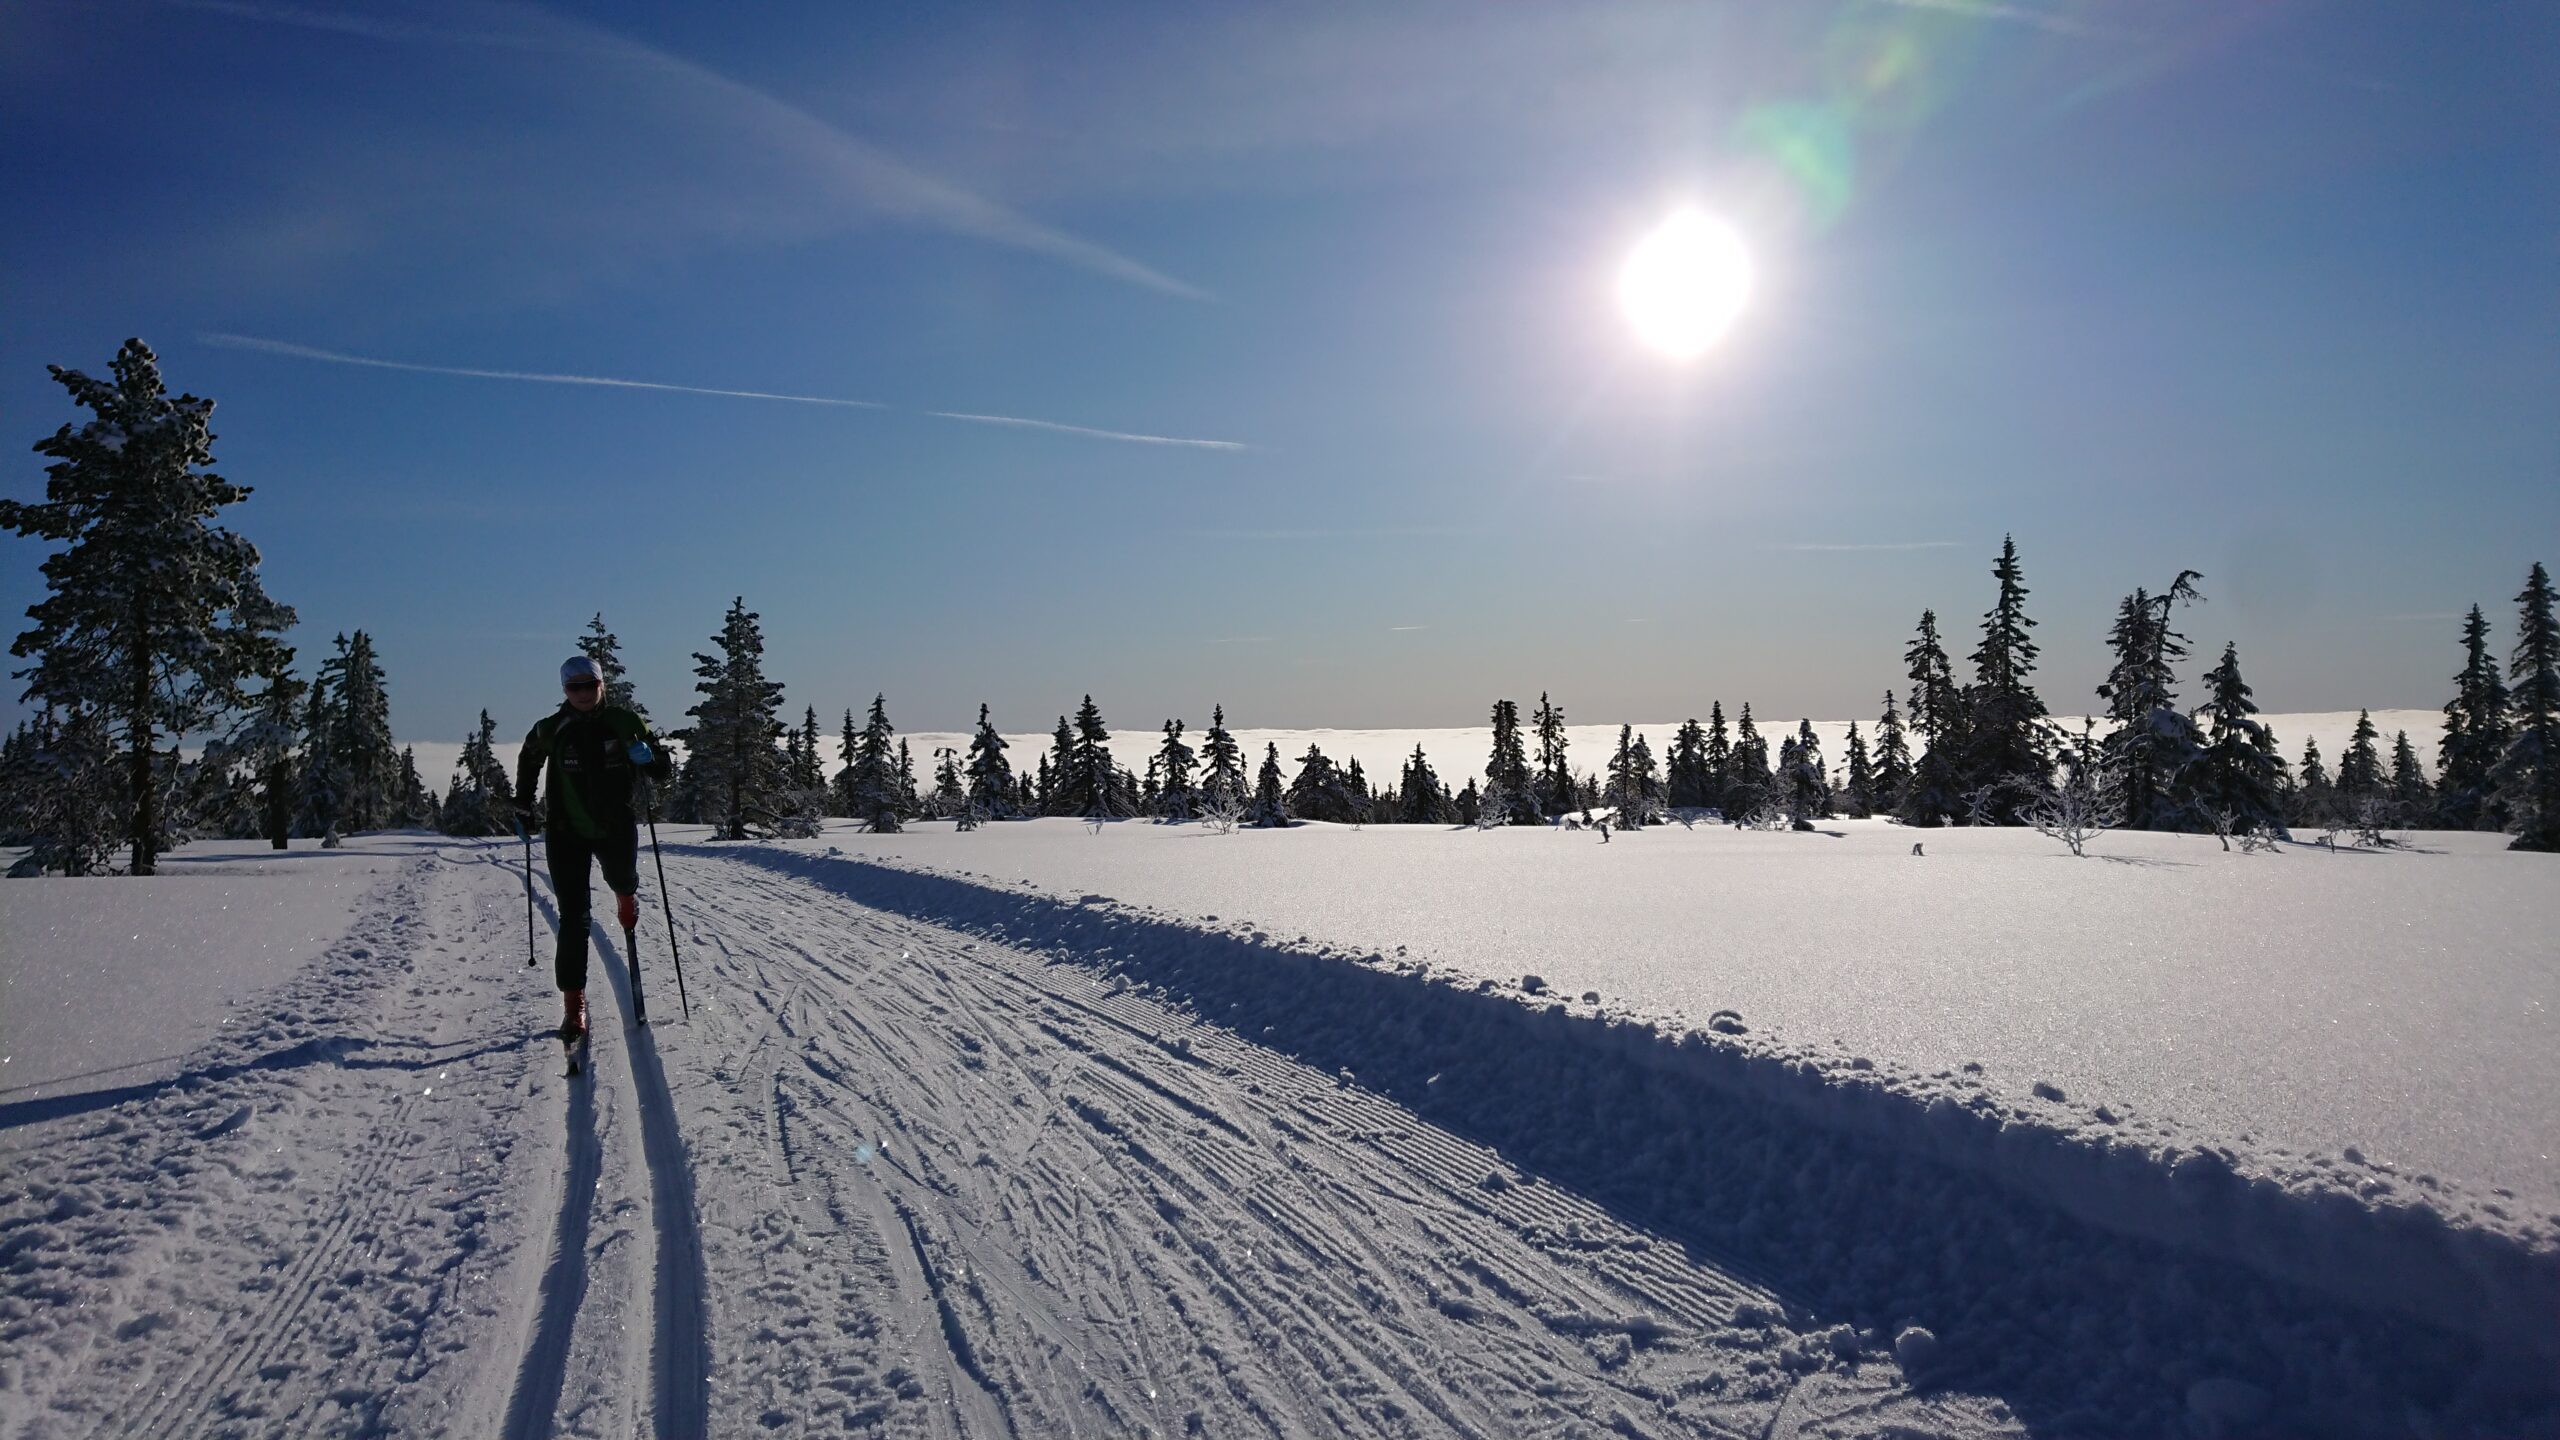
[661,850,2010,1438]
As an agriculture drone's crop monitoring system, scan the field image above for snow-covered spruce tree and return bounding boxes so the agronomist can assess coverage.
[1453,778,1482,826]
[1153,719,1197,821]
[1963,536,2051,823]
[2335,709,2384,810]
[2095,571,2206,831]
[1486,699,1539,824]
[1604,724,1642,827]
[217,656,305,850]
[2388,731,2432,820]
[2496,560,2560,851]
[792,706,826,795]
[2291,736,2335,830]
[1285,743,1360,823]
[679,597,788,840]
[319,631,400,833]
[7,707,123,875]
[1702,702,1733,814]
[1841,721,1874,818]
[2192,642,2286,838]
[1899,612,1967,827]
[1,340,296,874]
[577,613,646,719]
[845,694,901,832]
[1782,719,1831,829]
[830,709,859,818]
[930,746,966,818]
[2437,604,2511,830]
[1724,704,1773,824]
[439,710,513,837]
[1065,695,1124,822]
[1345,756,1374,825]
[897,738,922,817]
[1400,744,1450,824]
[1873,692,1913,816]
[1532,693,1571,819]
[1248,742,1290,827]
[388,746,437,829]
[964,703,1015,819]
[1666,718,1709,809]
[294,676,345,841]
[1197,704,1245,813]
[1041,716,1077,816]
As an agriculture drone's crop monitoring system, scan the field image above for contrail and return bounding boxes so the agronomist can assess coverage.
[925,411,1247,452]
[202,333,888,409]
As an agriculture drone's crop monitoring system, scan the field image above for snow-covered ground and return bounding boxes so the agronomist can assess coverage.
[3,822,2552,1438]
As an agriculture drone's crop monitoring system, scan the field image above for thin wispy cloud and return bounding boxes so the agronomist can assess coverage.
[925,411,1246,452]
[1864,0,2112,39]
[1189,526,1468,542]
[202,333,887,409]
[168,0,1210,300]
[1211,636,1273,645]
[1766,540,1965,553]
[1388,625,1429,632]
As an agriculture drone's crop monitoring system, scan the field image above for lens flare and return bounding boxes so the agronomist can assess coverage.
[1618,210,1753,359]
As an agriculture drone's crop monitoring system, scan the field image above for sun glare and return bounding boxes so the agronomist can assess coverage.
[1618,209,1753,360]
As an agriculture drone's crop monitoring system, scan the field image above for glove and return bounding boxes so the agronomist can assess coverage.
[627,740,654,766]
[511,800,541,834]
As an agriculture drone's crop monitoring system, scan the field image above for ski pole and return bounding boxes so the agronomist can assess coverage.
[514,813,538,968]
[623,912,649,1026]
[646,807,691,1021]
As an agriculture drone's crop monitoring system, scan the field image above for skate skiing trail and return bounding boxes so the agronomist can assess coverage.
[1,828,2553,1438]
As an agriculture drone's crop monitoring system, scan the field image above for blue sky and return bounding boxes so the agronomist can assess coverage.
[4,0,2554,751]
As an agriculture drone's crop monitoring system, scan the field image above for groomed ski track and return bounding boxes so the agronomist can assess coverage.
[8,832,2551,1437]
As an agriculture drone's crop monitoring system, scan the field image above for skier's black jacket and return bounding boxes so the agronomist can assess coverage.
[517,703,673,841]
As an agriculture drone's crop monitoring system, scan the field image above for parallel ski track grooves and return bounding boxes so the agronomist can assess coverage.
[590,924,712,1440]
[500,872,603,1440]
[677,853,1785,1437]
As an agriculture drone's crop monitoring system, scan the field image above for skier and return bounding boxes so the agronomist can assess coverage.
[515,656,672,1042]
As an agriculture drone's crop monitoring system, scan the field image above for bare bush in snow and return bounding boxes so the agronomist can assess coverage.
[2020,758,2125,858]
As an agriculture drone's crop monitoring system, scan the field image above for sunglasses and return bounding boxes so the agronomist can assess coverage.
[565,679,601,692]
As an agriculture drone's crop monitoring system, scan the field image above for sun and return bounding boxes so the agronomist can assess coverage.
[1618,209,1753,359]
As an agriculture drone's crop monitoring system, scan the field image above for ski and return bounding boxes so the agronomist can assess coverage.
[624,923,650,1026]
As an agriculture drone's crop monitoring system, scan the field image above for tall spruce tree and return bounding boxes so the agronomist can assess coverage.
[1,339,295,874]
[1248,742,1289,827]
[1198,704,1246,811]
[1963,536,2050,821]
[236,659,306,849]
[2335,709,2385,807]
[1666,718,1709,808]
[2293,736,2335,828]
[577,613,646,719]
[2437,605,2511,830]
[1725,704,1773,822]
[964,703,1015,818]
[1532,693,1570,818]
[845,694,901,831]
[1873,692,1913,816]
[2095,571,2206,830]
[1486,699,1537,824]
[1703,702,1733,813]
[1900,613,1967,826]
[2495,561,2560,850]
[439,710,513,836]
[1043,716,1078,817]
[313,631,399,833]
[1842,721,1874,818]
[294,671,344,839]
[1153,719,1197,820]
[679,597,788,840]
[2388,731,2432,817]
[1067,695,1120,820]
[2193,642,2286,837]
[1782,719,1831,826]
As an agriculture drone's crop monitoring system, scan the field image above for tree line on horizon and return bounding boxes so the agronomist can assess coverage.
[3,340,2556,872]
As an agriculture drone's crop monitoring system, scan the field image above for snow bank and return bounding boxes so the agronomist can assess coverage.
[701,829,2557,1399]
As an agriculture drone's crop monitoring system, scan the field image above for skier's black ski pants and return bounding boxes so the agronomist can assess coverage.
[545,823,638,992]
